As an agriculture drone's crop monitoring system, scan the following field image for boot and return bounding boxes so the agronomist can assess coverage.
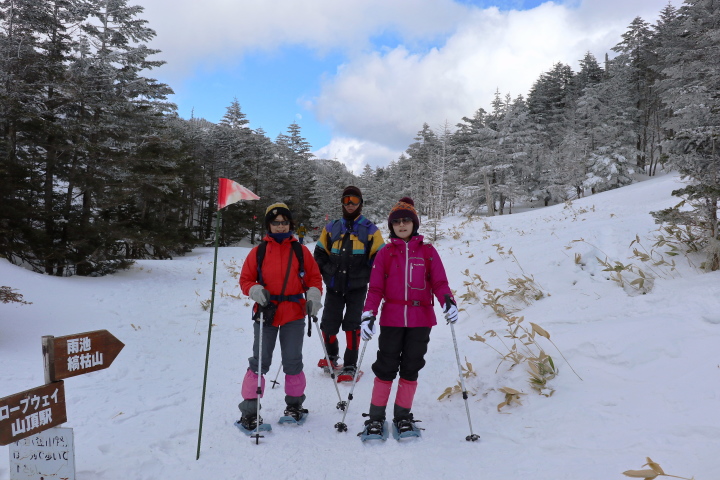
[283,404,308,422]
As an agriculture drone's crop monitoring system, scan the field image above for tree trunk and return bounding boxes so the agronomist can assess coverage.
[484,172,495,217]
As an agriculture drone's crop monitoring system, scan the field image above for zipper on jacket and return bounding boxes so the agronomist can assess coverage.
[404,244,409,327]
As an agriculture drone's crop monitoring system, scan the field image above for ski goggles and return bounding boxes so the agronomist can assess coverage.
[390,217,413,226]
[270,220,290,226]
[341,195,361,206]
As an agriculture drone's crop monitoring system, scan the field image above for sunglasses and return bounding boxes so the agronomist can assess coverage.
[270,220,290,226]
[341,195,361,206]
[391,217,413,226]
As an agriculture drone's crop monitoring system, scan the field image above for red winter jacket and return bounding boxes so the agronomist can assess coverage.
[363,235,453,328]
[240,235,323,327]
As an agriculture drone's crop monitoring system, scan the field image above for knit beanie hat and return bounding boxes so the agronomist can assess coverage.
[341,185,363,221]
[388,197,420,235]
[264,202,293,232]
[342,185,363,201]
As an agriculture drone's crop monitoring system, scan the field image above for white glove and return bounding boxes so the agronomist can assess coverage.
[443,301,459,324]
[360,311,376,341]
[306,287,322,317]
[249,284,270,307]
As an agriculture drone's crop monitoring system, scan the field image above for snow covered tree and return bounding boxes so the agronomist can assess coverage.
[653,0,720,271]
[612,16,662,173]
[527,62,575,151]
[274,122,318,225]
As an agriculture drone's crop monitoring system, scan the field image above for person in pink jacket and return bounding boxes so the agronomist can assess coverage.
[359,197,459,439]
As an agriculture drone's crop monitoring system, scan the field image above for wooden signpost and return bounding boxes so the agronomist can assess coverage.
[42,330,125,383]
[2,329,124,479]
[0,382,67,446]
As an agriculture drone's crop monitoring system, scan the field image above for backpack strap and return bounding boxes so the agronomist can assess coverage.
[383,299,433,307]
[256,241,268,286]
[291,241,308,292]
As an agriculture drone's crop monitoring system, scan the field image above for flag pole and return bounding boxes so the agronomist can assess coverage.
[196,179,259,459]
[196,209,221,460]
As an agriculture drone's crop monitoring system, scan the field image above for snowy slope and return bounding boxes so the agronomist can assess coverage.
[1,173,719,480]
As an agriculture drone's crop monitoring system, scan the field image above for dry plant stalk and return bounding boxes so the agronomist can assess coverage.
[497,387,525,412]
[570,236,682,295]
[438,358,477,400]
[460,255,581,406]
[223,258,244,278]
[623,457,694,480]
[0,286,32,305]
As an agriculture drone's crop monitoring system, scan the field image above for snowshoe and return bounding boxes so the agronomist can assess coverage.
[358,419,389,442]
[337,365,363,383]
[318,357,342,374]
[391,417,423,440]
[278,405,309,425]
[235,415,272,435]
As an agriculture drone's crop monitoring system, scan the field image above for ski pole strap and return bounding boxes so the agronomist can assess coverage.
[307,311,314,338]
[384,298,433,307]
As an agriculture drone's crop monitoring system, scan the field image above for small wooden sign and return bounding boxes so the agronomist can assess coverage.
[43,330,124,383]
[9,426,75,480]
[0,382,67,446]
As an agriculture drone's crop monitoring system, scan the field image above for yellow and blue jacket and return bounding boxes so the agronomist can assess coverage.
[313,215,385,293]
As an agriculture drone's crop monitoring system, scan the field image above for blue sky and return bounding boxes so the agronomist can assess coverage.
[140,0,678,173]
[171,46,343,150]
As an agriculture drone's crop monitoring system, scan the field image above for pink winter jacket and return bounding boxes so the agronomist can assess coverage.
[363,235,453,328]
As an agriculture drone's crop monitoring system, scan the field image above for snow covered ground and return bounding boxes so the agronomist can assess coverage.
[1,173,719,480]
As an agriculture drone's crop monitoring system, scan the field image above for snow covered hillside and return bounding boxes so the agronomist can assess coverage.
[1,173,719,480]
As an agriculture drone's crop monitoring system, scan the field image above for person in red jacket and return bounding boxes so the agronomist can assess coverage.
[237,202,323,430]
[359,197,459,439]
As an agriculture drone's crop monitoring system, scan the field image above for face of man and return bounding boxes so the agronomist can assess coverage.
[341,195,361,215]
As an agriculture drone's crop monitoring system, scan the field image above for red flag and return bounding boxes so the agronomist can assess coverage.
[218,178,259,210]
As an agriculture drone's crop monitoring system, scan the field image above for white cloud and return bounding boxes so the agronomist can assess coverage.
[309,0,678,168]
[140,0,468,78]
[314,137,403,174]
[137,0,679,172]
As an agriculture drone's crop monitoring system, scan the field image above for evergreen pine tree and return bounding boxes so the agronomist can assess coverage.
[653,0,720,271]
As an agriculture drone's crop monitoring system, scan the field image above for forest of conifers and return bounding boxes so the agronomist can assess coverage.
[1,0,718,276]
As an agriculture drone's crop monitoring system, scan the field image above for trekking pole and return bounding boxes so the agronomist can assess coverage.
[270,364,282,389]
[446,295,480,442]
[335,317,375,432]
[312,316,347,411]
[251,310,266,445]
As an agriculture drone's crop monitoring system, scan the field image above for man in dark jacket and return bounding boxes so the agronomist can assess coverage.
[313,186,385,380]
